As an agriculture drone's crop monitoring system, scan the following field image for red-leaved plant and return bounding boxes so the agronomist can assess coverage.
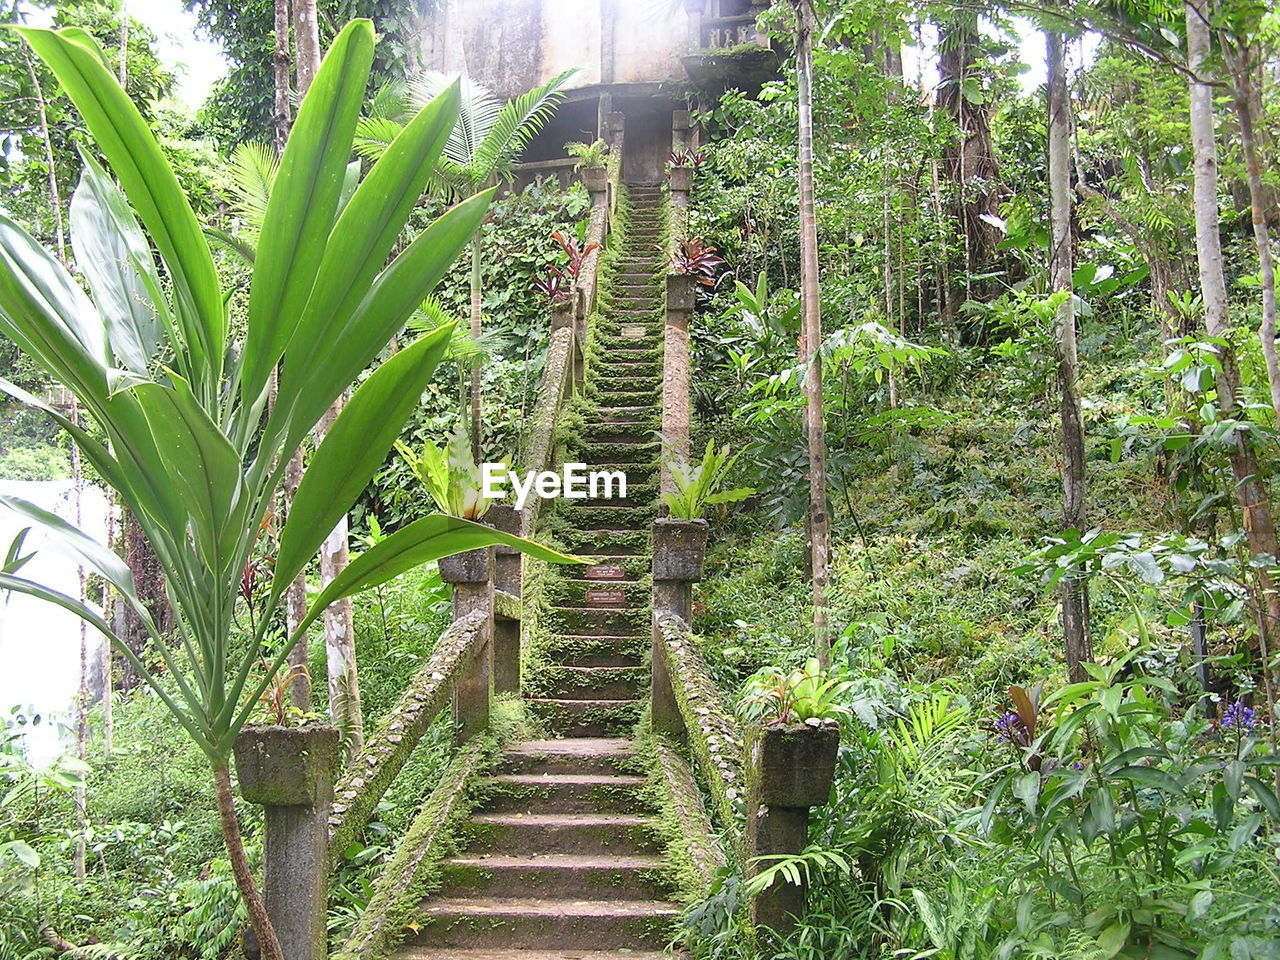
[668,237,725,287]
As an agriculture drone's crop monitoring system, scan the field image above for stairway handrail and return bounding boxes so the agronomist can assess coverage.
[653,609,746,856]
[327,607,488,860]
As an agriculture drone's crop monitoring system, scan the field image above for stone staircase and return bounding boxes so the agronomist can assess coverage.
[392,184,677,959]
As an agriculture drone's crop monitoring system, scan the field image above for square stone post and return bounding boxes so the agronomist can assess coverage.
[487,505,523,695]
[650,518,708,740]
[439,547,494,743]
[234,725,340,960]
[662,275,695,503]
[683,0,706,51]
[745,722,840,936]
[605,110,625,211]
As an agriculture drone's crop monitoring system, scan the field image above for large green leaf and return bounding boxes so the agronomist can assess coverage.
[18,26,224,381]
[130,380,244,573]
[240,20,375,407]
[69,151,167,375]
[276,82,461,433]
[294,515,585,640]
[0,215,109,404]
[284,189,493,453]
[272,323,454,600]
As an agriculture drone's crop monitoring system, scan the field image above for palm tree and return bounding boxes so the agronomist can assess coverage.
[0,21,578,958]
[358,69,576,459]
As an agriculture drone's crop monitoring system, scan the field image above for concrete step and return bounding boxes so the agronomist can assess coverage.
[526,698,644,737]
[439,853,669,899]
[499,738,636,776]
[552,527,650,556]
[536,635,646,668]
[396,950,670,960]
[550,577,649,605]
[480,771,648,813]
[560,504,655,531]
[404,896,677,950]
[525,665,648,702]
[545,606,648,635]
[463,812,658,856]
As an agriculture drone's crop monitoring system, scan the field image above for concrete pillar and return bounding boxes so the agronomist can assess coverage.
[662,275,695,502]
[233,725,340,960]
[650,519,708,740]
[487,505,523,695]
[439,547,494,743]
[745,723,840,936]
[683,0,706,51]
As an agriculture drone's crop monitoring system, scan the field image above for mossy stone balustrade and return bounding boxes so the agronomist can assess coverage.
[662,275,695,500]
[234,724,340,960]
[651,518,708,740]
[438,546,494,745]
[745,721,840,936]
[486,504,524,694]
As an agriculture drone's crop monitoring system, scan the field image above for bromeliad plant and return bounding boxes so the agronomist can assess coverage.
[738,658,855,726]
[663,440,754,520]
[395,427,492,521]
[0,21,579,959]
[668,237,725,287]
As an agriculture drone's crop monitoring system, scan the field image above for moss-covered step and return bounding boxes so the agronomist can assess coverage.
[549,525,650,556]
[544,605,648,635]
[524,665,648,701]
[545,576,650,607]
[403,894,677,951]
[534,632,647,667]
[438,853,671,900]
[473,771,648,815]
[596,405,658,424]
[587,390,659,408]
[594,360,661,379]
[497,738,637,776]
[559,504,656,531]
[526,697,644,737]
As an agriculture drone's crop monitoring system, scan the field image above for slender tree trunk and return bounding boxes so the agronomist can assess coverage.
[102,494,115,755]
[294,0,363,737]
[71,403,88,880]
[273,0,310,712]
[791,0,831,664]
[21,44,65,263]
[272,0,292,155]
[317,400,363,760]
[1048,27,1092,682]
[292,0,321,93]
[1221,38,1280,428]
[1186,0,1280,644]
[117,3,127,85]
[212,763,284,960]
[470,237,483,461]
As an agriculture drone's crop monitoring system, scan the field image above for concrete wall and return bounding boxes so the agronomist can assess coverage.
[413,0,693,99]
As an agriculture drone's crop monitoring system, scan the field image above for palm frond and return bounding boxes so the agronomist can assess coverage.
[367,79,409,121]
[353,116,405,161]
[223,141,277,239]
[470,68,577,185]
[409,72,500,171]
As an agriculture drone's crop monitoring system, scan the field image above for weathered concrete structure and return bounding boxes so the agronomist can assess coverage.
[409,0,774,183]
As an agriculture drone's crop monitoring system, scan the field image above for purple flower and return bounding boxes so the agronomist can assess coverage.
[992,712,1021,743]
[1221,700,1256,732]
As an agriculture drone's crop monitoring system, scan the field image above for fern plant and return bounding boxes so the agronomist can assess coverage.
[663,440,754,520]
[566,138,609,170]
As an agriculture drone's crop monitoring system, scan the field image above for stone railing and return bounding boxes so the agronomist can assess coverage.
[238,510,529,960]
[700,14,764,49]
[649,518,842,937]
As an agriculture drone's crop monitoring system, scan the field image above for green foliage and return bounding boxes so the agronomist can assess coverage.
[664,440,754,521]
[565,139,609,170]
[738,658,853,725]
[395,427,491,520]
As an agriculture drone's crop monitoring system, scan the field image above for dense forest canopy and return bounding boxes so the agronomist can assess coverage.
[1,0,1279,957]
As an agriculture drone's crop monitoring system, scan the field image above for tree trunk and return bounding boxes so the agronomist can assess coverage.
[212,762,284,960]
[292,0,320,93]
[1048,27,1092,683]
[272,0,292,155]
[21,44,65,263]
[936,13,1002,287]
[294,0,362,736]
[791,0,832,665]
[1186,0,1280,644]
[470,237,483,461]
[71,403,88,880]
[273,0,310,713]
[1221,37,1280,429]
[317,399,363,761]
